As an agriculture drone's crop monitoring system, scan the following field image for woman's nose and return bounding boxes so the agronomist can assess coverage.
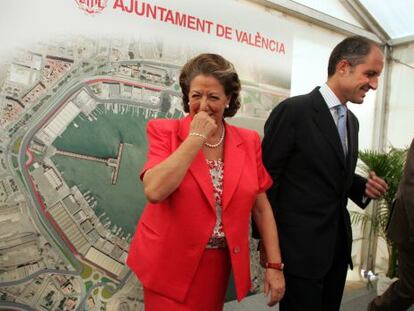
[199,97,209,111]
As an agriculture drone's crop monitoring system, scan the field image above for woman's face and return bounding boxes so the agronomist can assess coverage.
[188,74,230,124]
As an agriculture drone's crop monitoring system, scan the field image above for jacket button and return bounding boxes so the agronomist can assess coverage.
[233,246,240,254]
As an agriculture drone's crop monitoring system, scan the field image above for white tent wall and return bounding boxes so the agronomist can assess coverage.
[387,42,414,149]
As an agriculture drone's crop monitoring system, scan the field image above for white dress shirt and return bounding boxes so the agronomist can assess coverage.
[319,83,348,150]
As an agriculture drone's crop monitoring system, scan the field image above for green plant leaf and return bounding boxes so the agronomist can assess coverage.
[354,146,408,278]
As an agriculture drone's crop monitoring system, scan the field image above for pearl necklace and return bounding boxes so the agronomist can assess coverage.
[204,126,225,148]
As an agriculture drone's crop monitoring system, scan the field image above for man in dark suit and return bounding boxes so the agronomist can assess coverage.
[257,36,389,311]
[369,138,414,310]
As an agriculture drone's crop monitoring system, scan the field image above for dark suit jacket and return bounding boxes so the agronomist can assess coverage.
[388,138,414,244]
[255,87,369,279]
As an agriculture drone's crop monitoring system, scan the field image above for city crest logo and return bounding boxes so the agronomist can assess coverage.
[75,0,108,15]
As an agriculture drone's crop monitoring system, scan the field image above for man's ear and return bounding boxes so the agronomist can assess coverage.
[336,59,350,75]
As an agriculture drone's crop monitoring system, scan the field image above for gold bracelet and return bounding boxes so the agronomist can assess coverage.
[189,132,207,140]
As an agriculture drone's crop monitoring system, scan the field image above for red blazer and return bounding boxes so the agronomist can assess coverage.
[127,115,272,302]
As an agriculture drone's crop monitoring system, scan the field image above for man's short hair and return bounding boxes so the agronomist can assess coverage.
[327,36,381,77]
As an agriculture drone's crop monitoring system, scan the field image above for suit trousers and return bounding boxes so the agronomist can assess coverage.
[143,248,231,311]
[280,220,349,311]
[368,241,414,311]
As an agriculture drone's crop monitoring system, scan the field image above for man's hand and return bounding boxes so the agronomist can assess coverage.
[365,171,388,199]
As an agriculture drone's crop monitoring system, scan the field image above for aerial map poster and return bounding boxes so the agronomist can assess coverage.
[0,0,292,310]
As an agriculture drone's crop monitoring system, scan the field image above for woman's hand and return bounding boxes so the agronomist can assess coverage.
[142,114,216,203]
[264,268,285,307]
[189,111,217,140]
[252,194,285,306]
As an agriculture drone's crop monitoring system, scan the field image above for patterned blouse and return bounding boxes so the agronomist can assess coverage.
[206,159,227,249]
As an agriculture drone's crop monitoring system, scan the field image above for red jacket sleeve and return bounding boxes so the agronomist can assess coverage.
[254,131,273,193]
[140,119,173,180]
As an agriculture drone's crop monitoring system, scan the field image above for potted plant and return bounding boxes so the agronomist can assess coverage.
[351,147,407,286]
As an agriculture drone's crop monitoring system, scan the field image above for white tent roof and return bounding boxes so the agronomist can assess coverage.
[359,0,414,41]
[259,0,414,46]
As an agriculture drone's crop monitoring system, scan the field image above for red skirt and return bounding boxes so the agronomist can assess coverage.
[144,248,231,311]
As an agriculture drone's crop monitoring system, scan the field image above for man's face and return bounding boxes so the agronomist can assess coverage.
[339,46,384,104]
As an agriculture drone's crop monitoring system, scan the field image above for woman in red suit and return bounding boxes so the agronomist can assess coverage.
[127,53,285,310]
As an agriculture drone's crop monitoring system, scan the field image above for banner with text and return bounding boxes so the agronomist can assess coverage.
[0,1,292,309]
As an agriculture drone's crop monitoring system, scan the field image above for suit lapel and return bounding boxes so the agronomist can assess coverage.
[222,123,245,211]
[178,116,215,210]
[311,89,346,167]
